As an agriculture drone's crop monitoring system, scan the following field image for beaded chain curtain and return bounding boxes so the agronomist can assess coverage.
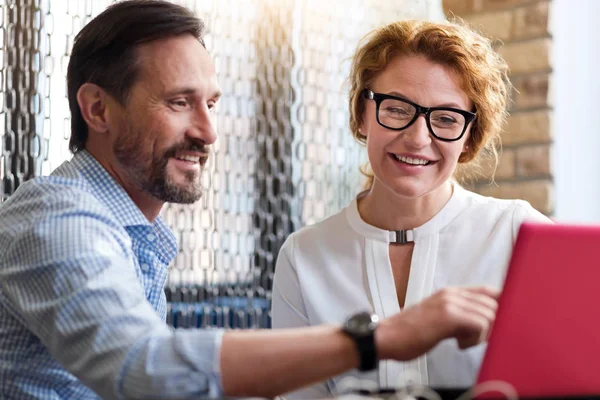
[0,0,443,329]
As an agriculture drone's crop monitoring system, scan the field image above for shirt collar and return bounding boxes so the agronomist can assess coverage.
[70,150,178,262]
[70,150,151,228]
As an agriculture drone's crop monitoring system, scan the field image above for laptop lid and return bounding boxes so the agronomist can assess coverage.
[476,222,600,398]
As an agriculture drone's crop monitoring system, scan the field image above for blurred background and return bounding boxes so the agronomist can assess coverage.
[0,0,597,329]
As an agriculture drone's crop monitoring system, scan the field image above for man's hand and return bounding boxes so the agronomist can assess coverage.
[221,286,498,397]
[375,286,499,361]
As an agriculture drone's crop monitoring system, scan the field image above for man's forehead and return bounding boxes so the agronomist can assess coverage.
[136,35,218,93]
[138,35,211,67]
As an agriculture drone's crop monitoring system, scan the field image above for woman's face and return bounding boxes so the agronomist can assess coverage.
[360,54,473,200]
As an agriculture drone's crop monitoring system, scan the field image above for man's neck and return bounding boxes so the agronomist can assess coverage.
[85,145,164,222]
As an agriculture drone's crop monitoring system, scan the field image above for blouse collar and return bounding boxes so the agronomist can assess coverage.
[345,183,469,243]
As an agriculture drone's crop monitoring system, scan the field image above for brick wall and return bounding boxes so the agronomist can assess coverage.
[443,0,553,215]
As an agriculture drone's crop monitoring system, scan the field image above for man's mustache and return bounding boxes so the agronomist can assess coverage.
[163,141,210,159]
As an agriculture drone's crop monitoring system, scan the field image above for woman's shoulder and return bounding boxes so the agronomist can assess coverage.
[281,203,354,250]
[457,186,550,224]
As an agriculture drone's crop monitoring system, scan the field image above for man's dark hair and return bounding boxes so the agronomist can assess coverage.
[67,0,205,153]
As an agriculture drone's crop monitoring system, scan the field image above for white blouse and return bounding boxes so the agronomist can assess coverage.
[271,185,550,398]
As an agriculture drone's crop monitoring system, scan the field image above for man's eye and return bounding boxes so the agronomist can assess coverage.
[170,99,189,108]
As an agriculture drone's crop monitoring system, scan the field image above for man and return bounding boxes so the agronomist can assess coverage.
[0,1,498,399]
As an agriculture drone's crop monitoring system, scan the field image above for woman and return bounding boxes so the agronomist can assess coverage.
[271,19,550,398]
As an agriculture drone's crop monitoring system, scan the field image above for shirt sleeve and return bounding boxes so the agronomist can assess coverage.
[271,235,332,400]
[0,195,224,400]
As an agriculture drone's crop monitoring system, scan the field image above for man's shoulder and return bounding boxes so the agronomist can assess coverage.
[0,177,134,266]
[0,176,120,237]
[3,175,101,211]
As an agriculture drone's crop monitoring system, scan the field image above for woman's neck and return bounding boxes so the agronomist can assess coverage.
[357,180,454,231]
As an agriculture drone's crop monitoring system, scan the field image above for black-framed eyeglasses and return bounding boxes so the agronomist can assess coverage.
[363,89,477,142]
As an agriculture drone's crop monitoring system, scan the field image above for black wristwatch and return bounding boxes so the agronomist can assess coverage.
[342,311,380,371]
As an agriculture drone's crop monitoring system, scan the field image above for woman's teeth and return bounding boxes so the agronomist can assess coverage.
[393,154,431,165]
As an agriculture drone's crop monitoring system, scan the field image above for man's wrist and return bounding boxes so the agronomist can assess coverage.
[341,312,379,371]
[374,318,391,361]
[336,326,361,370]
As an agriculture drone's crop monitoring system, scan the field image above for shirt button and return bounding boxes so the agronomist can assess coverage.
[141,263,150,271]
[147,234,156,242]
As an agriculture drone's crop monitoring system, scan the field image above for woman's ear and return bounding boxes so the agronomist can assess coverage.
[358,116,369,139]
[461,127,473,154]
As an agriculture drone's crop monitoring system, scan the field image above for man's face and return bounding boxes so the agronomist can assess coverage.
[111,34,220,204]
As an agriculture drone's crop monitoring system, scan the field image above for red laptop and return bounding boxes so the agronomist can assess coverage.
[476,222,600,398]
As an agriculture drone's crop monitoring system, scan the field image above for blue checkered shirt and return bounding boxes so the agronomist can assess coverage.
[0,150,223,399]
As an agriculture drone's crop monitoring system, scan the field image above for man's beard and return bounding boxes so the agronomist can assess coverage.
[113,121,207,204]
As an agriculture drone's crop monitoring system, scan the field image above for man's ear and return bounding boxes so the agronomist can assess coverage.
[76,83,114,134]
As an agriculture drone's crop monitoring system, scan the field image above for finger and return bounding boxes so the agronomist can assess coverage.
[462,285,501,299]
[455,313,491,349]
[452,294,497,323]
[456,290,499,315]
[435,289,497,321]
[432,286,499,306]
[431,294,494,346]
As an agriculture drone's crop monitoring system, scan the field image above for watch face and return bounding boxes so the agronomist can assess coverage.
[347,312,379,335]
